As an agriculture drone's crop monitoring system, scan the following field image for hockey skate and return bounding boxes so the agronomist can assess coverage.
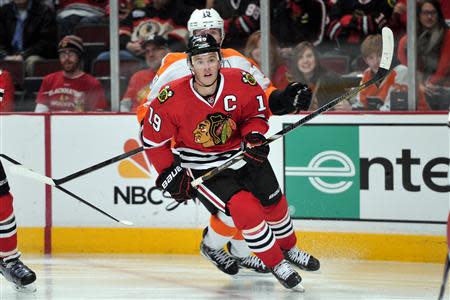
[283,246,320,271]
[200,241,239,275]
[237,255,270,274]
[270,259,304,291]
[0,258,36,292]
[227,242,270,273]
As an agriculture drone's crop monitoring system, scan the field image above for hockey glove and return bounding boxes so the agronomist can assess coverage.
[156,164,196,202]
[286,82,312,111]
[269,82,312,115]
[243,132,270,166]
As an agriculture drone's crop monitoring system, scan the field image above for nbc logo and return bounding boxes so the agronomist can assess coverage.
[114,139,170,205]
[118,139,152,178]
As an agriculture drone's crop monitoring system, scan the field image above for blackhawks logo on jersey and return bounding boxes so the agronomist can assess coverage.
[157,85,174,103]
[241,71,257,86]
[193,112,237,148]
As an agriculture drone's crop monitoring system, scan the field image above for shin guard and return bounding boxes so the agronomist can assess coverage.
[0,193,18,259]
[264,195,297,250]
[228,191,283,268]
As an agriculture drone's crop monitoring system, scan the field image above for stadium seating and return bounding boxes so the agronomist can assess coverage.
[320,55,350,75]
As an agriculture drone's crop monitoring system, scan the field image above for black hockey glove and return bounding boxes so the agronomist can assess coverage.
[242,132,270,166]
[156,164,196,202]
[268,82,312,115]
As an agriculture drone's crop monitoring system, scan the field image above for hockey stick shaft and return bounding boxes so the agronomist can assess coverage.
[0,154,133,225]
[1,146,144,186]
[55,185,132,225]
[191,27,394,188]
[438,254,449,300]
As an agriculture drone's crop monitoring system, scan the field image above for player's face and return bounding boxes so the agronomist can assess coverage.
[144,43,167,70]
[193,29,222,44]
[364,52,380,74]
[191,52,221,86]
[297,48,316,76]
[59,50,81,73]
[419,3,438,29]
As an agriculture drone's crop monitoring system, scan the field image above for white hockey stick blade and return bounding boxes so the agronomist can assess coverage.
[120,220,134,226]
[9,165,55,186]
[380,27,394,71]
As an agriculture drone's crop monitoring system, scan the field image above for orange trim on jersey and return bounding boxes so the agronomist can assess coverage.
[209,215,238,237]
[232,231,244,240]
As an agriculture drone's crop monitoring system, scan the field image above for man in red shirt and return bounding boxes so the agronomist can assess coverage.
[35,35,108,112]
[120,35,170,112]
[0,69,15,112]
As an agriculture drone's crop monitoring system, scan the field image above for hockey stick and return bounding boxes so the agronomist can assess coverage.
[438,252,450,300]
[0,155,133,225]
[438,213,450,300]
[191,27,394,188]
[1,146,144,186]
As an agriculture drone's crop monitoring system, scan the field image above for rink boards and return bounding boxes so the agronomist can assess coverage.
[0,112,448,261]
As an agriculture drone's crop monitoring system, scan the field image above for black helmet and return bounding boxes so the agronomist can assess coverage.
[186,34,220,58]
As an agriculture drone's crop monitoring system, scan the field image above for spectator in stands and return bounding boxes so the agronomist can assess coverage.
[56,0,108,39]
[398,0,450,110]
[289,41,351,111]
[353,34,430,111]
[271,0,327,49]
[0,0,57,75]
[326,0,394,67]
[0,69,15,111]
[120,34,170,112]
[98,0,194,61]
[210,0,260,51]
[244,31,289,89]
[35,35,108,112]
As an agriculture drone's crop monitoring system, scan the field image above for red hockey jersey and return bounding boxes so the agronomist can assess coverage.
[141,68,270,173]
[0,69,14,112]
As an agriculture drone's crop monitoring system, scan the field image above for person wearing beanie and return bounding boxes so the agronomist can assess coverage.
[34,35,108,112]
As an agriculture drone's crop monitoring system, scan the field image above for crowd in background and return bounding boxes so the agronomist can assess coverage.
[0,0,449,113]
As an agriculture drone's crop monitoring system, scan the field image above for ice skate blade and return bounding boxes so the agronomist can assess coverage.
[233,269,271,277]
[291,283,305,293]
[14,283,37,293]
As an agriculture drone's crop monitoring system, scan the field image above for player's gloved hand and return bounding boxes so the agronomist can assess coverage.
[284,82,312,111]
[269,82,312,115]
[156,164,196,202]
[242,132,270,166]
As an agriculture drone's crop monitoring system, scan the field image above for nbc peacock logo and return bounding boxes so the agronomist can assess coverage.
[118,139,152,178]
[114,139,169,205]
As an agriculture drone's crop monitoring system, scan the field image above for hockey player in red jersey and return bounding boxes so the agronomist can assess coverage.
[0,160,36,291]
[137,8,317,276]
[141,34,319,290]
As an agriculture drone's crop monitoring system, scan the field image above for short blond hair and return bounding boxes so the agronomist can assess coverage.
[361,34,382,59]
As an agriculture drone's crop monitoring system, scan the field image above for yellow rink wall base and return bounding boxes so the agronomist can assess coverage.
[18,228,446,263]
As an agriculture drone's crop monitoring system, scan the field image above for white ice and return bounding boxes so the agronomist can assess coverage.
[0,254,446,300]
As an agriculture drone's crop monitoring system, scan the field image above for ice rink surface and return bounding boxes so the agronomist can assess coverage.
[0,254,447,300]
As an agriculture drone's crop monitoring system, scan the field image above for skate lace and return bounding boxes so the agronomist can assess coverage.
[5,260,31,278]
[212,249,235,269]
[241,255,264,269]
[273,261,295,280]
[288,248,310,266]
